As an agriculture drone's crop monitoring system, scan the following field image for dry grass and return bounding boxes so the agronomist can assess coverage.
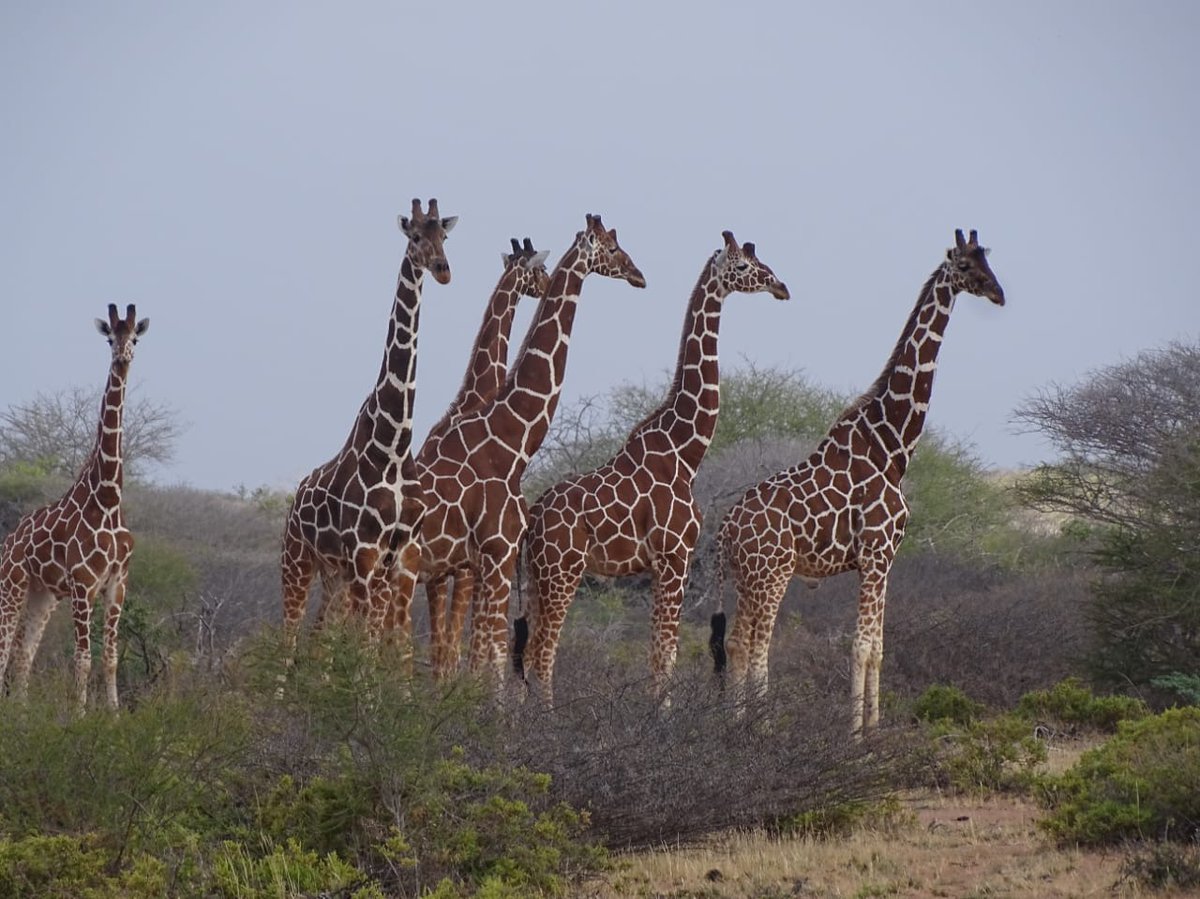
[585,792,1189,898]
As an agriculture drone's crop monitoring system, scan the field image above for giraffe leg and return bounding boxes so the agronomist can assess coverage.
[852,556,890,737]
[0,566,31,693]
[443,568,474,675]
[281,520,316,659]
[730,572,789,708]
[648,551,690,704]
[427,576,449,676]
[70,582,97,712]
[102,573,128,709]
[383,539,420,675]
[523,551,585,707]
[8,589,55,700]
[468,552,517,690]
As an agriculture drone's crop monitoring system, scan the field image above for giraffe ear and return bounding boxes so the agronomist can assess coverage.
[398,215,411,234]
[713,247,729,269]
[527,250,549,268]
[946,249,955,261]
[95,319,112,337]
[441,216,458,233]
[983,247,991,257]
[501,252,512,268]
[135,318,150,336]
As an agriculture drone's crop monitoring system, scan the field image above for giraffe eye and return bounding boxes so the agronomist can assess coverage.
[735,263,749,272]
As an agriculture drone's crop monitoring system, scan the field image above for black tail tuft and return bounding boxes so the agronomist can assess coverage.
[512,615,529,679]
[709,612,727,675]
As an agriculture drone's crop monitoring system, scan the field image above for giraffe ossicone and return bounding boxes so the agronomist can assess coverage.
[710,228,1004,736]
[515,229,790,705]
[0,303,149,711]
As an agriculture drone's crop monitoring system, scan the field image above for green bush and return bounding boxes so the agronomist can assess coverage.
[931,714,1047,794]
[1016,678,1148,733]
[0,834,167,899]
[1038,707,1200,845]
[912,684,984,726]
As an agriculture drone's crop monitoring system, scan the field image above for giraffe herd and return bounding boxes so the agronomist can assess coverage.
[0,203,1006,734]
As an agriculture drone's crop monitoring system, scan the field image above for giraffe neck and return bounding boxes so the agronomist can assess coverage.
[631,259,725,473]
[850,267,957,478]
[490,247,587,464]
[426,269,524,440]
[352,254,423,476]
[79,359,129,508]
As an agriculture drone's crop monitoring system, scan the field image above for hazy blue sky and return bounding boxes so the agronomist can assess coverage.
[2,2,1197,491]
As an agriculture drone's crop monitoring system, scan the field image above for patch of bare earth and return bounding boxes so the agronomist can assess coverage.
[587,789,1186,898]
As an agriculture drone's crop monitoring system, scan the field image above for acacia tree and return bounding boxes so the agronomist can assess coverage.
[0,386,181,480]
[1014,340,1200,694]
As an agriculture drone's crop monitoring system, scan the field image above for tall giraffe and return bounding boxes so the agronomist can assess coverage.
[0,304,150,710]
[514,231,790,703]
[392,214,645,684]
[710,229,1004,735]
[280,199,456,655]
[413,238,550,677]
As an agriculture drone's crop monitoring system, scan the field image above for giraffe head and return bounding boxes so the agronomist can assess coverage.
[574,213,647,288]
[502,237,551,299]
[713,230,790,301]
[94,303,149,365]
[945,229,1005,306]
[398,198,457,285]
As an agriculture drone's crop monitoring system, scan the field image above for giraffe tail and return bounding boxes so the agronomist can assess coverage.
[708,527,730,680]
[511,532,529,680]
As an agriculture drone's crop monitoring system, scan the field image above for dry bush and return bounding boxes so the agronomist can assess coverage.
[499,641,919,849]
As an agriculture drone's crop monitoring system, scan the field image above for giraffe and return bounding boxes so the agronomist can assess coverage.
[0,303,150,710]
[412,237,550,678]
[391,213,646,685]
[514,231,790,703]
[280,198,456,659]
[710,229,1005,736]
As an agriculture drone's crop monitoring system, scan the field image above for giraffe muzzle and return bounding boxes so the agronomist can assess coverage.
[770,282,791,301]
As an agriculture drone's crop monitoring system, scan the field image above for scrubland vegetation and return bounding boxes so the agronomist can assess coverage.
[0,342,1197,896]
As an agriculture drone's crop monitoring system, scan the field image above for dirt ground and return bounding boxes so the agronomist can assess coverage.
[587,791,1188,899]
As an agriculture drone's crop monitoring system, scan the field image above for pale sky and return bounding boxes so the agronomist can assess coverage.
[2,1,1197,491]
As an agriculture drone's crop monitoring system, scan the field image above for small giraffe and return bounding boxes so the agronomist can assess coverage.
[0,304,150,710]
[515,231,790,703]
[412,238,550,677]
[280,199,456,657]
[710,229,1005,735]
[391,214,646,686]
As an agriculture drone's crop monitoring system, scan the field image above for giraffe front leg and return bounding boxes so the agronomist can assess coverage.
[852,555,890,737]
[0,565,31,692]
[468,553,516,691]
[8,589,55,701]
[382,540,420,676]
[70,582,96,713]
[443,568,474,675]
[427,577,450,677]
[649,552,690,705]
[102,573,129,709]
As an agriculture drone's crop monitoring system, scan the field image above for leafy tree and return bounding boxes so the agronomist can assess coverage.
[0,386,181,480]
[1014,340,1200,693]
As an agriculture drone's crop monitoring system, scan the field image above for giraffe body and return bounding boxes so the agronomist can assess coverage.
[711,230,1005,735]
[408,238,550,677]
[390,214,646,686]
[0,304,149,710]
[517,232,790,702]
[280,199,455,656]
